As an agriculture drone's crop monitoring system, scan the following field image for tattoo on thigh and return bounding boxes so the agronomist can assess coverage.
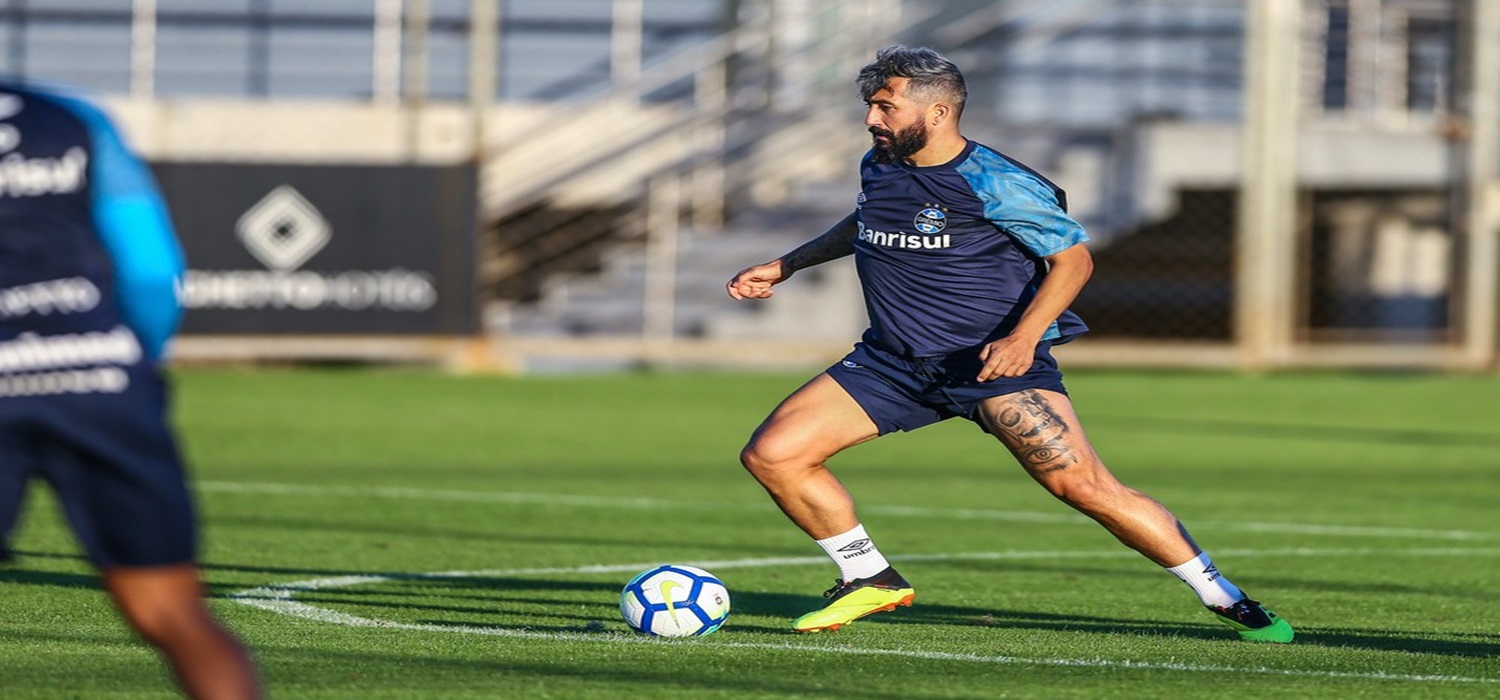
[984,390,1077,475]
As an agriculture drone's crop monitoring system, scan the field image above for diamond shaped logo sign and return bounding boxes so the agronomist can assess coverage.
[236,185,330,271]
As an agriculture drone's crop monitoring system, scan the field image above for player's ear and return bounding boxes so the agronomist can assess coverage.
[930,103,950,127]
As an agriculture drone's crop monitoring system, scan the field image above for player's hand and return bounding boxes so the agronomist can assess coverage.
[977,335,1038,381]
[726,260,789,300]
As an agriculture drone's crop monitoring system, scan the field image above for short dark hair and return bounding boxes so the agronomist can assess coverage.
[856,45,967,115]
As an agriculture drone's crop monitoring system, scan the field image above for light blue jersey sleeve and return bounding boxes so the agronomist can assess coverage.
[956,147,1089,257]
[53,92,184,361]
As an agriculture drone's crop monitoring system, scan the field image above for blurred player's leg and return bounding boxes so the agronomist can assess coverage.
[103,565,262,700]
[43,396,277,684]
[0,472,26,564]
[0,428,33,564]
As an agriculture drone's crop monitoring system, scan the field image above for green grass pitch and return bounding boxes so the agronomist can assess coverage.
[1,366,1497,698]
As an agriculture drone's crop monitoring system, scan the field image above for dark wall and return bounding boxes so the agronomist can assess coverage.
[154,163,478,335]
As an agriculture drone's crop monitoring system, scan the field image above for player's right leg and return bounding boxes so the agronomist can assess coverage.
[739,372,913,632]
[103,565,263,700]
[740,373,880,539]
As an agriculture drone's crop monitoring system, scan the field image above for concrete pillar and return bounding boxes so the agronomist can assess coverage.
[130,0,157,99]
[1462,0,1500,369]
[1236,0,1302,370]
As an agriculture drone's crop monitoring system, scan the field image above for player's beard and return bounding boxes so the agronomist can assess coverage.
[869,121,929,164]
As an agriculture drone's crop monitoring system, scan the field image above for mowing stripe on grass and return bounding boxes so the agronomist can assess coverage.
[229,550,1500,686]
[200,480,1498,542]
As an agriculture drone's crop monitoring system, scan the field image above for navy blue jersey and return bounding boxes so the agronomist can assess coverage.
[853,139,1089,357]
[0,82,182,367]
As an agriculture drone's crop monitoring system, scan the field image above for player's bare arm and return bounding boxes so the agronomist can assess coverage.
[977,243,1095,381]
[727,212,859,300]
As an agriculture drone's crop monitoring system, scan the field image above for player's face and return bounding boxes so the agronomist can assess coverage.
[864,78,930,165]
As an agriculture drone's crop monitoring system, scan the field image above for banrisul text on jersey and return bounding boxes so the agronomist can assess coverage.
[856,220,951,250]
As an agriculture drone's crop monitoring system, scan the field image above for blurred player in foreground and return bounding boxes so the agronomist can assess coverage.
[727,46,1293,643]
[0,80,263,698]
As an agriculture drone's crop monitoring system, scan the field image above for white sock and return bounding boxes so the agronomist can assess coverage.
[1166,552,1245,608]
[815,524,892,582]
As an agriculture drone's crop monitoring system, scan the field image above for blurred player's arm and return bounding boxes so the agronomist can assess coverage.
[60,94,185,362]
[727,212,858,300]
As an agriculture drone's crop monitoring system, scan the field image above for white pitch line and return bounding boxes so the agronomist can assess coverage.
[228,551,1500,686]
[198,480,1499,542]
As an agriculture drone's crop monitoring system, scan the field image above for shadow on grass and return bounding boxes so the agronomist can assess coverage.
[284,576,624,625]
[0,566,98,590]
[729,589,1500,658]
[1287,628,1500,657]
[1092,414,1500,449]
[13,548,1496,660]
[2,548,399,597]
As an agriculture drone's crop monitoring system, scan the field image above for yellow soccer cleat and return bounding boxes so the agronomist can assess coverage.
[793,567,915,633]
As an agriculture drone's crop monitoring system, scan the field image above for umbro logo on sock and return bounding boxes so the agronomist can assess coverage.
[837,539,871,552]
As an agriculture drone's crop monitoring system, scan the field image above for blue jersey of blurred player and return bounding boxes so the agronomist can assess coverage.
[0,80,263,699]
[726,46,1294,642]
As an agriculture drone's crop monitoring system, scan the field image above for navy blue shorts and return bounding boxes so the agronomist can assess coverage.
[825,340,1068,435]
[0,365,197,568]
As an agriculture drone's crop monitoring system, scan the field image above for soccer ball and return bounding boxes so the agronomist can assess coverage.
[619,564,730,637]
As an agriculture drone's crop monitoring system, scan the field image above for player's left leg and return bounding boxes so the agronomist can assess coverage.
[976,388,1196,564]
[103,564,263,700]
[975,388,1293,643]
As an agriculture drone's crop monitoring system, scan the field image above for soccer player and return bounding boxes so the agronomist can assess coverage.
[726,46,1293,643]
[0,80,264,698]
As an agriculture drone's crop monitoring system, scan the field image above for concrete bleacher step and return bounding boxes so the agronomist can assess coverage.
[496,219,868,341]
[482,101,696,217]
